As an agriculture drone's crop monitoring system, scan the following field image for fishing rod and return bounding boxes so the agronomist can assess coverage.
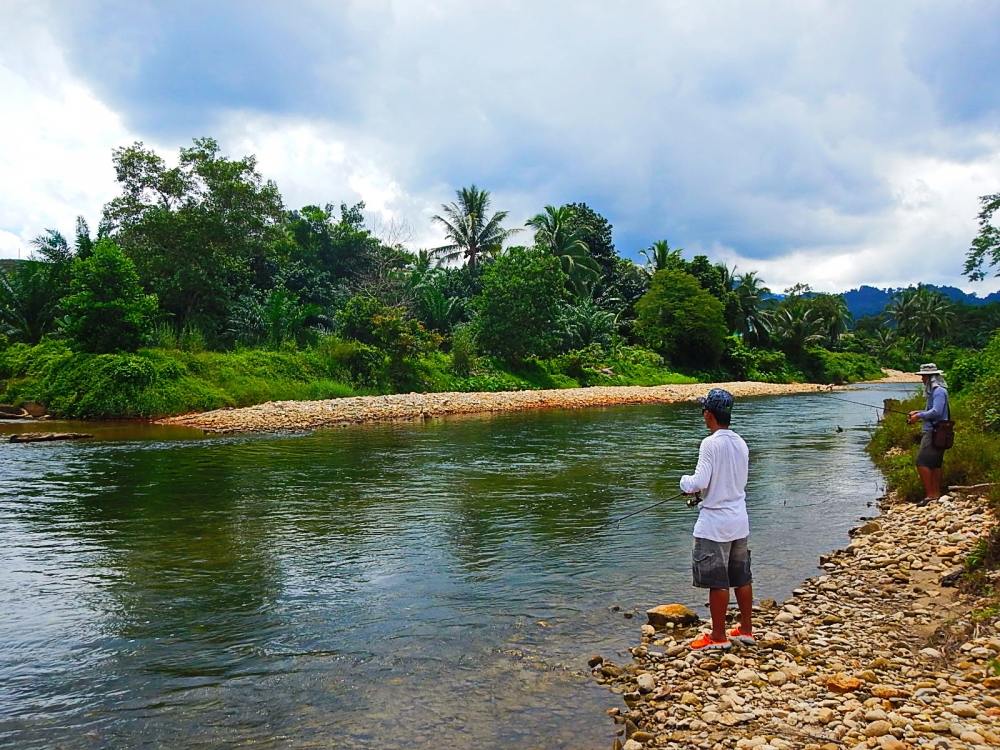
[822,393,918,417]
[486,489,699,575]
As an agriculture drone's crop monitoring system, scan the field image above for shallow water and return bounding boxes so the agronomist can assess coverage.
[0,384,915,748]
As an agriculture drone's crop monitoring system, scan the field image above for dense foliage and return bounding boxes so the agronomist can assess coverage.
[0,136,994,418]
[635,269,727,367]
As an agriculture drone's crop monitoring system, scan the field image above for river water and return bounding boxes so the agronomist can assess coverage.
[0,384,914,749]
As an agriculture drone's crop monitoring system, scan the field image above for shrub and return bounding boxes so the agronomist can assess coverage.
[314,334,386,387]
[0,341,359,418]
[472,247,567,363]
[61,239,158,353]
[450,324,477,377]
[634,269,727,368]
[801,347,882,384]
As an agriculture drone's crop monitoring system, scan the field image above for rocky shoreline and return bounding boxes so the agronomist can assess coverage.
[158,381,836,433]
[593,491,999,750]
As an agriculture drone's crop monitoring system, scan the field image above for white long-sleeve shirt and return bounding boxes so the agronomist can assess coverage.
[679,428,750,542]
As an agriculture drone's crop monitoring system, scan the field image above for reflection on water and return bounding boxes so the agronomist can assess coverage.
[0,385,914,748]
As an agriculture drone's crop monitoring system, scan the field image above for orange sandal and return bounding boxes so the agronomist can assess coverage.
[728,627,756,646]
[689,632,732,650]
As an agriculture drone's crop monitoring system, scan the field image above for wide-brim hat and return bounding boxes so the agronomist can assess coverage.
[914,363,944,376]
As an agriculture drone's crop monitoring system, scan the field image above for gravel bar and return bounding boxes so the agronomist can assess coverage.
[157,381,839,434]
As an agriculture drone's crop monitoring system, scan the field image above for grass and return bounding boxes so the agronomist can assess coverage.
[867,387,1000,608]
[0,336,867,421]
[0,340,360,419]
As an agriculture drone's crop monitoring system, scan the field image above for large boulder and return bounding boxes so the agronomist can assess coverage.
[646,603,699,629]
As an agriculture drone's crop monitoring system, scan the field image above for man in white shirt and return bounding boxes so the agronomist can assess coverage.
[679,388,754,651]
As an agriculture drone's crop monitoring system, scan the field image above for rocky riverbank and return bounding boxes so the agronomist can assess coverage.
[594,491,999,750]
[158,381,833,433]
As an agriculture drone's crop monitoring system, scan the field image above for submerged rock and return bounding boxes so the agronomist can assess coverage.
[8,432,92,443]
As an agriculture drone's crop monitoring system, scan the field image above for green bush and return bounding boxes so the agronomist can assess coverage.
[634,269,727,368]
[801,347,882,384]
[868,395,1000,504]
[61,239,158,353]
[314,334,386,388]
[472,247,567,363]
[0,340,358,419]
[450,324,477,377]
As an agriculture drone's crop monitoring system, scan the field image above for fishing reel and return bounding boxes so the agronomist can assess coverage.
[685,492,702,508]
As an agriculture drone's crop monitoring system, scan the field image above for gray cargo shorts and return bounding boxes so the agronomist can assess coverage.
[916,431,945,469]
[692,536,752,589]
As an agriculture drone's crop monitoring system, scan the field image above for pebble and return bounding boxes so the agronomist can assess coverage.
[593,488,998,750]
[160,382,832,432]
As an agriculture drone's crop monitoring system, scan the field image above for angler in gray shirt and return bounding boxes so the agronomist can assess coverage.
[907,363,950,505]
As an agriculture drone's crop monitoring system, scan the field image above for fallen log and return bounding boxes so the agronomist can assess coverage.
[947,483,995,493]
[8,432,93,443]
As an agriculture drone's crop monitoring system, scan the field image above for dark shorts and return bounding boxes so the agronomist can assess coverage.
[916,431,945,469]
[692,536,752,589]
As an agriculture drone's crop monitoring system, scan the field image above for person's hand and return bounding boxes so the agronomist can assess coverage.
[907,410,919,424]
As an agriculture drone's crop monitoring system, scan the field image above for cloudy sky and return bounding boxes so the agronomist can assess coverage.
[2,0,998,293]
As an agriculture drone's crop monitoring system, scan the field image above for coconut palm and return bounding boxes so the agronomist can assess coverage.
[526,205,601,297]
[770,306,826,357]
[733,271,771,344]
[887,287,955,353]
[431,185,518,268]
[640,240,682,273]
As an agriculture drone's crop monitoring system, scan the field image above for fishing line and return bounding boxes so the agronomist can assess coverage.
[821,393,918,417]
[486,489,692,575]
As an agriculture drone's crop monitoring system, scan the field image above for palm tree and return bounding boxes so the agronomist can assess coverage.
[640,240,682,273]
[770,306,826,357]
[526,205,601,297]
[734,271,771,344]
[431,185,518,268]
[887,287,955,353]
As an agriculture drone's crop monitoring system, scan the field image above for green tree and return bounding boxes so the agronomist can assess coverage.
[596,258,650,330]
[336,294,439,380]
[732,270,771,344]
[562,203,617,281]
[61,239,158,353]
[634,269,727,368]
[526,205,601,297]
[806,293,852,345]
[769,306,826,358]
[964,191,1000,281]
[640,240,682,273]
[102,138,285,336]
[886,287,954,353]
[432,185,518,268]
[472,247,567,362]
[0,261,64,343]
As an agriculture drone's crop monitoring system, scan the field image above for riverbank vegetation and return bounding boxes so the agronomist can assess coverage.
[0,138,994,418]
[868,328,1000,606]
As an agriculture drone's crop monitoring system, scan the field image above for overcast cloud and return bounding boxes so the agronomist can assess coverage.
[1,0,998,293]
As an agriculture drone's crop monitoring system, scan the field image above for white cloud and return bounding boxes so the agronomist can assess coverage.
[0,6,138,257]
[2,0,999,296]
[711,140,1000,293]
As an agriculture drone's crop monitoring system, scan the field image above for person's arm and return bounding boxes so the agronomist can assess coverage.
[680,440,713,494]
[917,388,947,422]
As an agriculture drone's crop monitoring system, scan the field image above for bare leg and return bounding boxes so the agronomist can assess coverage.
[734,583,753,634]
[929,468,943,499]
[708,588,729,641]
[917,466,935,499]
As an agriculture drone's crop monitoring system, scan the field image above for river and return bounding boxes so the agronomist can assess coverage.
[0,384,914,748]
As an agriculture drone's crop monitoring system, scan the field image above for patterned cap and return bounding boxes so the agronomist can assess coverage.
[697,388,734,416]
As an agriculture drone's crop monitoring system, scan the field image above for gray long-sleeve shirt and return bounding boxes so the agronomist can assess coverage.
[916,386,949,433]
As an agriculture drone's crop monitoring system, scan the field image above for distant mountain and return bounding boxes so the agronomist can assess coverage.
[843,285,1000,319]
